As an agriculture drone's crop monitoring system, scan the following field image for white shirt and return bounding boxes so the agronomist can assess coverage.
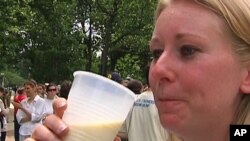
[0,99,9,135]
[44,96,58,115]
[119,90,169,141]
[16,95,46,136]
[0,99,9,115]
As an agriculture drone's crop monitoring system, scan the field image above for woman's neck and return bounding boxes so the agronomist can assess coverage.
[28,93,37,103]
[180,117,231,141]
[183,132,229,141]
[47,96,54,100]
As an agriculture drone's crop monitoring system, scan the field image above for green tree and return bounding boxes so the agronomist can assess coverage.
[0,71,26,87]
[21,0,86,82]
[0,0,157,83]
[94,0,157,76]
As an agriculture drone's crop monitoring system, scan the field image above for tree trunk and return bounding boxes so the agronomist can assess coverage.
[85,6,93,71]
[100,28,110,76]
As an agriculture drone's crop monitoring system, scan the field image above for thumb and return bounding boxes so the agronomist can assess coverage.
[114,136,121,141]
[53,98,67,118]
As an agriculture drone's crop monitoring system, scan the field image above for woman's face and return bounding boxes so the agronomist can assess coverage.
[149,0,247,136]
[47,85,58,99]
[37,86,44,94]
[25,84,36,97]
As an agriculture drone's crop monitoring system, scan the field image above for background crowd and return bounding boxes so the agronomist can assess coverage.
[0,70,154,141]
[0,79,72,141]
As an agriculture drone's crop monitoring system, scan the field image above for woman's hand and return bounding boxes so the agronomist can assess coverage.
[25,98,68,141]
[114,136,122,141]
[25,97,122,141]
[12,101,22,109]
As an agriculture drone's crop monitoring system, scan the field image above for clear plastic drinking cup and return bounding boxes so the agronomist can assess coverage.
[62,71,136,141]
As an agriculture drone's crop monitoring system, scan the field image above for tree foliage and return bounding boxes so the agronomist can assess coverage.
[0,0,157,85]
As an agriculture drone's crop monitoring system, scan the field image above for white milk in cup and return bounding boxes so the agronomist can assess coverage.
[62,71,136,141]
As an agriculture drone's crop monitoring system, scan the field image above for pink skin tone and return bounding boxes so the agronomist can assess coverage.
[149,0,250,141]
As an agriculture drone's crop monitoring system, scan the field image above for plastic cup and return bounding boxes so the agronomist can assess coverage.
[62,71,136,141]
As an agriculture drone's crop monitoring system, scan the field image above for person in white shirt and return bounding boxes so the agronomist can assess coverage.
[0,87,10,139]
[12,80,46,141]
[36,83,47,98]
[119,89,169,141]
[44,83,59,115]
[119,66,169,141]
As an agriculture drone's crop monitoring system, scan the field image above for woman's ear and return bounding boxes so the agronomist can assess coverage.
[240,67,250,94]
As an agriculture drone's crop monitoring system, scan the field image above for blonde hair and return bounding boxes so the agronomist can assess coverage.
[195,0,250,124]
[154,0,250,140]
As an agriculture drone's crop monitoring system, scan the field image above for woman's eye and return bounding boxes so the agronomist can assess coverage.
[152,49,163,60]
[180,45,200,57]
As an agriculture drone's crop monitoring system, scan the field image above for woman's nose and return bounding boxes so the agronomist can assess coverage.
[150,51,176,83]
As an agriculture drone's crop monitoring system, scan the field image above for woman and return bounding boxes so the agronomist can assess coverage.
[26,0,250,141]
[44,83,59,115]
[14,87,27,141]
[13,80,46,141]
[149,0,250,141]
[36,83,47,98]
[59,80,72,100]
[0,87,9,141]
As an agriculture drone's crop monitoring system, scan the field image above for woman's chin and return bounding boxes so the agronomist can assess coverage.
[159,114,184,133]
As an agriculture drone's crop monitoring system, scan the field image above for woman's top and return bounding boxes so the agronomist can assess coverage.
[16,95,46,136]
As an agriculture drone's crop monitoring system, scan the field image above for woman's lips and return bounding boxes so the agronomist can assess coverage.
[156,98,186,112]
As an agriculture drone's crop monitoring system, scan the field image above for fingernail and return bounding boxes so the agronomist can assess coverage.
[44,115,69,138]
[57,123,69,137]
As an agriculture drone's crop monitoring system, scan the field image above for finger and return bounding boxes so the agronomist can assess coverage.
[53,98,67,118]
[32,125,61,141]
[43,114,69,138]
[114,136,121,141]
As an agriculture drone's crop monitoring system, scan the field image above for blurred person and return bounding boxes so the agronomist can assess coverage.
[3,89,11,110]
[36,84,47,98]
[121,80,130,87]
[12,80,46,141]
[109,72,122,84]
[127,79,144,95]
[59,80,72,100]
[0,87,10,141]
[118,66,168,141]
[14,87,27,141]
[44,83,59,115]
